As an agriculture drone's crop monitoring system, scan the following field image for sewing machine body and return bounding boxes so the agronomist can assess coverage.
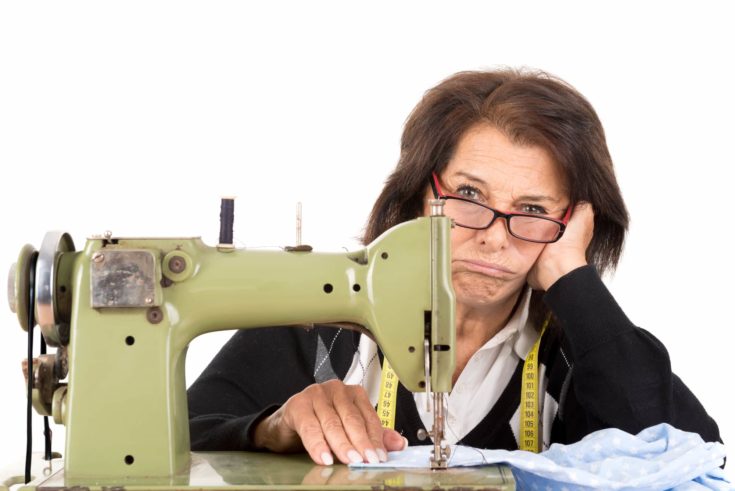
[6,213,458,484]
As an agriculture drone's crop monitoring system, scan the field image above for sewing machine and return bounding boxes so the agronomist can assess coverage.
[2,199,514,490]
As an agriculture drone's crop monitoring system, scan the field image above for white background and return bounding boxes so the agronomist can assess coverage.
[1,1,732,481]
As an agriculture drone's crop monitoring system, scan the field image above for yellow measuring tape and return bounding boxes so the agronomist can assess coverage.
[378,358,399,429]
[377,315,549,452]
[519,315,550,453]
[376,357,408,486]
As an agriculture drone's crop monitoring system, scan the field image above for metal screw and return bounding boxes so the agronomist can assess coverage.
[103,231,113,240]
[144,297,153,305]
[168,256,186,274]
[417,429,428,441]
[92,252,104,263]
[146,307,163,324]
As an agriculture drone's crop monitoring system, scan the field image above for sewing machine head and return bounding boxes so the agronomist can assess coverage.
[6,199,455,482]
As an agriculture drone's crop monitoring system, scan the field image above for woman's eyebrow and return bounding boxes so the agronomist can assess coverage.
[514,193,562,204]
[453,170,562,204]
[452,170,487,185]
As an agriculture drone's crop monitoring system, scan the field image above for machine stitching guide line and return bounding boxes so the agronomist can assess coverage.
[2,198,516,490]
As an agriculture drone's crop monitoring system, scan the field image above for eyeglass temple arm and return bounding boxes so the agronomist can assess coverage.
[430,172,442,198]
[562,204,574,224]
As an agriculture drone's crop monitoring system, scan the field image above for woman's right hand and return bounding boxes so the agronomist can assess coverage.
[252,379,407,465]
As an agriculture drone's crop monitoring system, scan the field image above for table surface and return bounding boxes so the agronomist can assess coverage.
[2,451,515,490]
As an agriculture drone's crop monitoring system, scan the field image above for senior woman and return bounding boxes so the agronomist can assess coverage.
[187,69,721,466]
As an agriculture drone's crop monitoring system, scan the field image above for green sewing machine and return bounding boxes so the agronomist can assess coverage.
[3,199,514,490]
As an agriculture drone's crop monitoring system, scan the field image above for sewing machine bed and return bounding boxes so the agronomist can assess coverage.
[5,452,515,490]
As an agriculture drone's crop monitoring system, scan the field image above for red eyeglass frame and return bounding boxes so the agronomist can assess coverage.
[430,172,573,243]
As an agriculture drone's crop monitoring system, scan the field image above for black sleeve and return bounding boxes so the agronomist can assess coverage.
[187,326,318,451]
[543,265,721,444]
[187,325,359,451]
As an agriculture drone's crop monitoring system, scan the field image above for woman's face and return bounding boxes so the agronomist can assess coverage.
[428,124,569,311]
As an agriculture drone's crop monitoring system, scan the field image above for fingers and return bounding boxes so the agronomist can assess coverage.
[353,385,390,461]
[383,428,409,452]
[282,391,335,466]
[560,202,595,258]
[282,380,393,466]
[311,384,364,464]
[528,201,595,291]
[565,202,594,238]
[571,201,593,218]
[318,381,385,464]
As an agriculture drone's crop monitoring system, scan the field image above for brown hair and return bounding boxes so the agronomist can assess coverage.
[362,69,629,323]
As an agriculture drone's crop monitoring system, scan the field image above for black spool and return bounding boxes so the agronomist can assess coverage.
[219,198,235,245]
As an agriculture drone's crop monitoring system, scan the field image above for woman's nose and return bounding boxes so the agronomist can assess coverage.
[476,216,510,249]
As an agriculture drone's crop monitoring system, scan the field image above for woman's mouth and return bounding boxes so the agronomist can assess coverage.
[453,259,514,278]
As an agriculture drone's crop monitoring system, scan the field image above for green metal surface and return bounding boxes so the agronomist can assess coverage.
[3,452,514,490]
[8,244,36,331]
[431,211,455,393]
[48,216,456,481]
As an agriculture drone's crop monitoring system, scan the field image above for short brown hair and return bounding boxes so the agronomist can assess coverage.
[364,68,628,271]
[362,69,629,323]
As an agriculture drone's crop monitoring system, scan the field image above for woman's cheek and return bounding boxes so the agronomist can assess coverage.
[514,241,547,274]
[450,227,476,255]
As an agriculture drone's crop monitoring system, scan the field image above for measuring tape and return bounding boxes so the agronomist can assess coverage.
[378,358,398,429]
[375,363,405,488]
[519,315,550,453]
[377,314,549,452]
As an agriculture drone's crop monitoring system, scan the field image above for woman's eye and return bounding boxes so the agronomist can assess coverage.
[456,185,482,201]
[520,204,548,215]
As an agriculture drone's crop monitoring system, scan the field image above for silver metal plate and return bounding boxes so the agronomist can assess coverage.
[91,250,157,308]
[36,231,75,331]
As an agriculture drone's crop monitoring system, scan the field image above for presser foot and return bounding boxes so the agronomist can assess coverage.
[429,391,450,469]
[430,442,451,469]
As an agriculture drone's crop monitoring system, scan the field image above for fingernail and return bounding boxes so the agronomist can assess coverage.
[321,451,334,466]
[377,448,388,462]
[365,449,379,464]
[347,449,363,464]
[402,437,409,450]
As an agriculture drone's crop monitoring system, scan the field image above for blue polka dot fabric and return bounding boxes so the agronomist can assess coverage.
[351,424,731,490]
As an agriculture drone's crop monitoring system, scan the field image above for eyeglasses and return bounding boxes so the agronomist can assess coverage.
[430,172,571,243]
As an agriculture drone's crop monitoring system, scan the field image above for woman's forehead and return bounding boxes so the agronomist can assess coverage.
[443,125,568,200]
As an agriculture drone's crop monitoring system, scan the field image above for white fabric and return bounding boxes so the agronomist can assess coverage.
[343,288,542,445]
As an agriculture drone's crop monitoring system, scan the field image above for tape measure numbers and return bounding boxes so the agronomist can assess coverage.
[378,358,399,429]
[519,315,550,453]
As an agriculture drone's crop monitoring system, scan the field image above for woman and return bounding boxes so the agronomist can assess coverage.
[187,69,721,467]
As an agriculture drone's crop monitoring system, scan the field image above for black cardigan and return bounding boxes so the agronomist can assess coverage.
[187,266,722,452]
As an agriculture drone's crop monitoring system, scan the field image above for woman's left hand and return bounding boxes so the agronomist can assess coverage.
[527,202,595,291]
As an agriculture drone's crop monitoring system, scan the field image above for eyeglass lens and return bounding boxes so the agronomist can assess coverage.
[443,199,561,242]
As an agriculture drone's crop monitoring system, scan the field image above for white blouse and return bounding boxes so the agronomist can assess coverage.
[343,288,545,445]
